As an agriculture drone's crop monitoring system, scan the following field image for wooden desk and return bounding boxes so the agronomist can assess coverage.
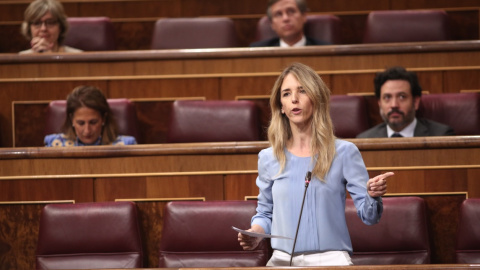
[2,41,480,78]
[0,137,479,268]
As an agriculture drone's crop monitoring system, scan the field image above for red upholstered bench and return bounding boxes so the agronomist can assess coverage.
[159,200,270,267]
[167,100,260,143]
[346,196,430,264]
[456,198,480,263]
[36,201,143,269]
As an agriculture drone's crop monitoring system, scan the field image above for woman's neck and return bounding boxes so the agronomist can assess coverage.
[287,124,313,157]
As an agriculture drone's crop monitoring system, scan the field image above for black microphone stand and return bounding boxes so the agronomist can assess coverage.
[289,171,312,266]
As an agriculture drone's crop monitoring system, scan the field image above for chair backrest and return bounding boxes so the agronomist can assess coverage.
[255,14,341,44]
[151,17,239,49]
[166,100,260,143]
[65,17,116,51]
[330,95,370,138]
[36,201,143,269]
[456,198,480,263]
[44,98,140,141]
[159,200,270,267]
[417,92,480,135]
[345,196,430,264]
[363,10,450,43]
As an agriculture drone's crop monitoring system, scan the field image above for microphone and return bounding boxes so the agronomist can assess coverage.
[289,171,312,266]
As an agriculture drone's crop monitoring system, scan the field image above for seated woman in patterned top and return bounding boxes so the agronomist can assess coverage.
[44,85,137,147]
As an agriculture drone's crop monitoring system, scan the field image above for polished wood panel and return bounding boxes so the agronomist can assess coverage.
[0,201,74,270]
[2,41,479,78]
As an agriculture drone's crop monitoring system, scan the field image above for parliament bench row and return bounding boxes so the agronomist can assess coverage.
[11,92,480,147]
[1,7,478,52]
[31,197,480,269]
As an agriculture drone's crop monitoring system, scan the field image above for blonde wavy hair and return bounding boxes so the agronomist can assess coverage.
[268,62,336,181]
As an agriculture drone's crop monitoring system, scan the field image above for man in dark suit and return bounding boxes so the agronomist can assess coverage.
[250,0,327,47]
[357,67,455,138]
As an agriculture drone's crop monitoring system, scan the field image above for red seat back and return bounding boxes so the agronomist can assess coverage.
[456,198,480,263]
[363,10,450,43]
[417,92,480,135]
[151,17,239,49]
[330,95,370,138]
[346,197,430,264]
[159,200,269,267]
[36,201,143,269]
[65,17,116,51]
[167,100,260,143]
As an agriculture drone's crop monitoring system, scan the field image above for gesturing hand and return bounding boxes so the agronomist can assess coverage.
[367,172,394,197]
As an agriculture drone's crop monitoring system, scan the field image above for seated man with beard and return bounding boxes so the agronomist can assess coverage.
[357,66,455,138]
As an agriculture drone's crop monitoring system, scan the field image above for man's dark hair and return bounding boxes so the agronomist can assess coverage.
[267,0,308,20]
[374,66,422,99]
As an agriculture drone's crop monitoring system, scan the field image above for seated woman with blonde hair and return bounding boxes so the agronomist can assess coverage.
[20,0,82,54]
[44,85,137,147]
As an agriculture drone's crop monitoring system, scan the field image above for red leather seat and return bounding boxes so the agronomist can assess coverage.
[363,10,450,43]
[36,201,143,269]
[345,197,430,264]
[44,98,140,141]
[254,14,341,44]
[151,17,239,49]
[330,95,370,138]
[65,17,116,51]
[159,200,270,267]
[455,198,480,263]
[167,100,260,143]
[417,92,480,135]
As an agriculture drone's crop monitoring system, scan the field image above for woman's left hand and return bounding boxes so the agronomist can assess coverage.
[367,172,394,197]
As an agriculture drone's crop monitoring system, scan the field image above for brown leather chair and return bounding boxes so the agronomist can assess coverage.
[151,17,239,49]
[166,100,260,143]
[455,198,480,263]
[363,10,450,43]
[159,200,270,267]
[254,14,341,44]
[44,98,140,141]
[330,95,370,138]
[417,92,480,135]
[64,17,116,51]
[345,196,430,264]
[36,201,143,269]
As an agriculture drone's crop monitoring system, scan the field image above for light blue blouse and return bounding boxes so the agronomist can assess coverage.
[251,139,382,255]
[44,133,137,147]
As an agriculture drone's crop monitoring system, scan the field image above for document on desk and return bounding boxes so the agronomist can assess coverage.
[232,226,293,240]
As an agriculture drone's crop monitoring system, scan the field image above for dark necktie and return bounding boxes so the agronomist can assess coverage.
[391,133,403,137]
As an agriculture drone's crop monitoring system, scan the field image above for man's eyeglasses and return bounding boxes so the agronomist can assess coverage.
[31,19,58,28]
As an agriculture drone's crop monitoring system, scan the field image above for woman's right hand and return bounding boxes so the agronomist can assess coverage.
[237,224,265,250]
[30,37,53,53]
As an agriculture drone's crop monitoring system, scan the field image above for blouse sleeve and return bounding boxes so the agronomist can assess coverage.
[343,142,383,225]
[251,149,274,234]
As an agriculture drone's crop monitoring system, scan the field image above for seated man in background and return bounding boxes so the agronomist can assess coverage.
[250,0,328,47]
[20,0,82,54]
[44,85,137,146]
[357,66,455,138]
